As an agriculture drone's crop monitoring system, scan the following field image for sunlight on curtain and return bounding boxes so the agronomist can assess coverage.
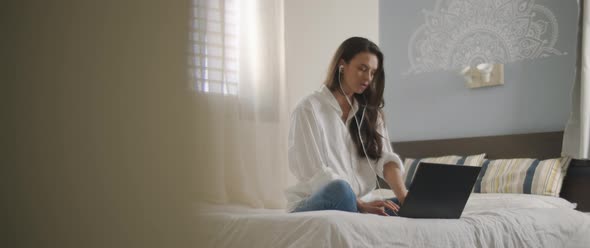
[563,0,590,159]
[192,0,291,208]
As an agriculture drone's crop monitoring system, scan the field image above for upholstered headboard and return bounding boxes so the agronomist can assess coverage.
[391,131,563,160]
[385,131,590,212]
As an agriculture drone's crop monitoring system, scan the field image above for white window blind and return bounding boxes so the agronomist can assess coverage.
[190,0,239,95]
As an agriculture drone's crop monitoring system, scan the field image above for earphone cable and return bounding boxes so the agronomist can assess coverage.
[338,67,386,203]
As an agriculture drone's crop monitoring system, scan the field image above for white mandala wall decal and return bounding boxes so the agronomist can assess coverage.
[406,0,565,74]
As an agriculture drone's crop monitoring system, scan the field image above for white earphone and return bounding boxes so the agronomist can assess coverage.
[338,64,386,202]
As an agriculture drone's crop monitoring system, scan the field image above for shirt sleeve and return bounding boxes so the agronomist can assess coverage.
[373,113,404,180]
[288,103,343,193]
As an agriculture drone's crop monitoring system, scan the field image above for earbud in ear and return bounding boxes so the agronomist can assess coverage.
[339,65,344,72]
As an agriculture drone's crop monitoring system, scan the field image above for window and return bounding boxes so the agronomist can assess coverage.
[190,0,239,95]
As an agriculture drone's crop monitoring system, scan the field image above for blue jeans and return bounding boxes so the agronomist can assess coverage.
[292,179,400,216]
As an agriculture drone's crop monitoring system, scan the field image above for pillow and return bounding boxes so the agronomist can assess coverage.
[403,154,486,188]
[473,157,572,197]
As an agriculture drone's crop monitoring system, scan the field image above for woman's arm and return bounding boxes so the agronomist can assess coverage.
[383,162,408,204]
[374,112,407,204]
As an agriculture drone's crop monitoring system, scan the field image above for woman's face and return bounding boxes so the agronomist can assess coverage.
[340,52,379,95]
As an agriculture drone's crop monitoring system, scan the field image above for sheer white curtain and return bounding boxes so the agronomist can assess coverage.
[563,0,590,159]
[192,0,291,208]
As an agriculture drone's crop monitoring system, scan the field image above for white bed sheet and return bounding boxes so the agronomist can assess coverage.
[196,193,590,248]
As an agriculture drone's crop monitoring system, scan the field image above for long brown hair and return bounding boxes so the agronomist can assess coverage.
[324,37,385,160]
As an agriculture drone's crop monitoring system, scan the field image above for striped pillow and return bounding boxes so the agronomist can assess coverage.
[403,154,486,189]
[473,157,572,196]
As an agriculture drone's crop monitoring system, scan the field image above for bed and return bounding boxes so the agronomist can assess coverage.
[196,131,590,247]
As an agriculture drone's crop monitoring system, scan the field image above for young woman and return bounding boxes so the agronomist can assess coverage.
[285,37,408,216]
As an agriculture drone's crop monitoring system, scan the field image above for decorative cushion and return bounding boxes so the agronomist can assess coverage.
[473,157,572,196]
[403,154,487,188]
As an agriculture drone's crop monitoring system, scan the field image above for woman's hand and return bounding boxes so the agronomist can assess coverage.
[356,199,400,216]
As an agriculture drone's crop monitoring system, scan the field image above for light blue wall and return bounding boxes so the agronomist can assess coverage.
[379,0,579,141]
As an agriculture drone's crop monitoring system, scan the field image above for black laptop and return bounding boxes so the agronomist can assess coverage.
[396,162,481,219]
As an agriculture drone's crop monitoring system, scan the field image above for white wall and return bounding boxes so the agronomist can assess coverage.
[284,0,379,111]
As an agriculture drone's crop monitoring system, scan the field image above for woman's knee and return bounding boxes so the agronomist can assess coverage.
[326,179,354,196]
[325,180,357,211]
[297,180,357,213]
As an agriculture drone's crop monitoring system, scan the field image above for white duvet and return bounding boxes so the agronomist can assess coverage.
[196,192,590,248]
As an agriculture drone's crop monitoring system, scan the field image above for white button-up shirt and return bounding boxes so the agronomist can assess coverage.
[285,85,404,212]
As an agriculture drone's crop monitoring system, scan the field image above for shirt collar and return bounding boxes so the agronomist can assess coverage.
[319,85,359,117]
